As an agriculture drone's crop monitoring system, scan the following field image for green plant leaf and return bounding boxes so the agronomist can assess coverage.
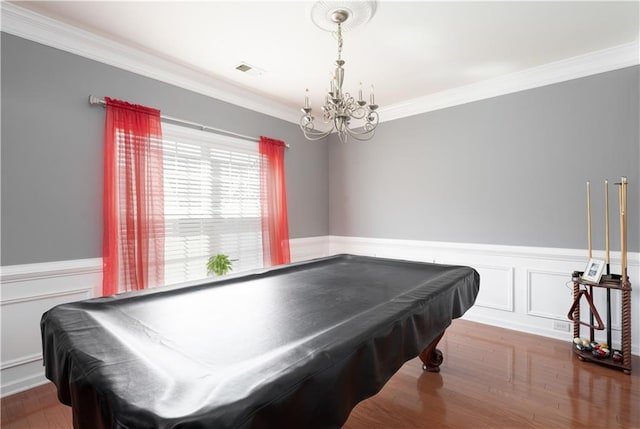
[207,254,235,276]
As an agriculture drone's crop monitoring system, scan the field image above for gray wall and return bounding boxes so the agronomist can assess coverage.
[1,33,329,265]
[329,66,640,252]
[3,32,639,266]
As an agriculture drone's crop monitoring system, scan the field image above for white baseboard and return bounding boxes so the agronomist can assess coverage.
[1,363,49,398]
[0,258,102,397]
[2,237,636,397]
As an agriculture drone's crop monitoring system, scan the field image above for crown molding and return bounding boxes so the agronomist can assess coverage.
[2,2,638,125]
[379,41,639,122]
[0,2,301,124]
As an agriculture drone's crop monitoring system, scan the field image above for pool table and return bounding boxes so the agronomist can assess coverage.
[41,254,479,428]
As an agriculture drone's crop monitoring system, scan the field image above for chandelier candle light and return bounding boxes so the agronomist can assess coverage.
[300,8,379,143]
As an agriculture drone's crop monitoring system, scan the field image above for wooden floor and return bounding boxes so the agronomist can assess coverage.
[2,320,638,428]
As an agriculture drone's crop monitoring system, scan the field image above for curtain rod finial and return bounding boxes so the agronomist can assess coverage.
[89,95,104,106]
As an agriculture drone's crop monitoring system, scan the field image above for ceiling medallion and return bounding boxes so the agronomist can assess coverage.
[301,1,379,143]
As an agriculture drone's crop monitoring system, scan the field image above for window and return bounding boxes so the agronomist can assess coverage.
[162,124,263,286]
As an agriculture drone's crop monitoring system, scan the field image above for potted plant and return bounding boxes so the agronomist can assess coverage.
[206,254,236,276]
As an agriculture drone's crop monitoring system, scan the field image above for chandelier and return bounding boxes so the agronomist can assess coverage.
[300,8,379,143]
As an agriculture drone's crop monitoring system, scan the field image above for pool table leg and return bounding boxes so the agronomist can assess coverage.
[419,332,445,372]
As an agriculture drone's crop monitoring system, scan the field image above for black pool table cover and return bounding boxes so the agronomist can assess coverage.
[41,254,479,429]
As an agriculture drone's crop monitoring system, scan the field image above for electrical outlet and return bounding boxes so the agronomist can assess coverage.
[553,321,570,332]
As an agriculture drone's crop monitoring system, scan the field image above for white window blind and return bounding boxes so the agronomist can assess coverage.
[162,123,263,286]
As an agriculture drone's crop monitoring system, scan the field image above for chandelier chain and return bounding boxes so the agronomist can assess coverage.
[336,23,343,61]
[300,12,379,143]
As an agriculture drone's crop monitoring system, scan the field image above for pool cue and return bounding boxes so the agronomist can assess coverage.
[617,179,624,278]
[605,180,611,346]
[587,181,592,259]
[586,181,594,341]
[620,177,627,280]
[605,180,610,273]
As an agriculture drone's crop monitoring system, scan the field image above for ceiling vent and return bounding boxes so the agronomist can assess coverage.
[235,62,265,76]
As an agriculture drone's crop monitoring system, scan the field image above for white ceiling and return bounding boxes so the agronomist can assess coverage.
[11,1,640,115]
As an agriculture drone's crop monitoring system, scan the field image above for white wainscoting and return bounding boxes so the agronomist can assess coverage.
[0,259,102,397]
[327,235,639,356]
[0,237,328,397]
[1,235,637,397]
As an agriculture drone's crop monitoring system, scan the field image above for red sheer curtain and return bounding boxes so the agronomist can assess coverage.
[259,136,291,266]
[103,97,165,296]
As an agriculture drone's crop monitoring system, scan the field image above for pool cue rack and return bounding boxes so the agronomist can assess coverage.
[569,272,632,374]
[567,177,632,374]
